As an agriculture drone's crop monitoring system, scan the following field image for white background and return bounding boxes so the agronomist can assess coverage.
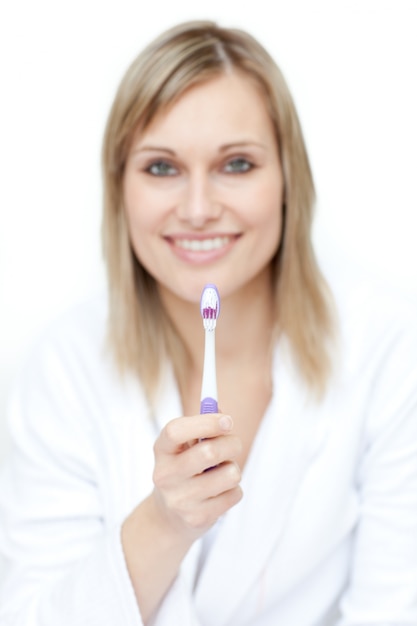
[0,0,416,465]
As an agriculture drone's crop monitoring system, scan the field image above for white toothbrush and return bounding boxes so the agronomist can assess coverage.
[200,284,220,414]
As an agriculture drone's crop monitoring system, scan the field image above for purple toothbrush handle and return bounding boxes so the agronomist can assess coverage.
[200,397,218,414]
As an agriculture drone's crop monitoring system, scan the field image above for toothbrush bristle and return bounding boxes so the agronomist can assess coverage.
[200,284,220,331]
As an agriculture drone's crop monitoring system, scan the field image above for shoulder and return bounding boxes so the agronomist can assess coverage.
[318,245,417,439]
[17,290,117,382]
[320,244,417,366]
[11,291,123,420]
[30,291,108,362]
[7,291,151,454]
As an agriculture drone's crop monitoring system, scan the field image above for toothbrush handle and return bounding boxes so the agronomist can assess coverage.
[200,397,219,468]
[200,397,218,414]
[200,330,218,414]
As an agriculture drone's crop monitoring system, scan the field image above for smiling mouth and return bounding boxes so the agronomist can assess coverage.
[172,236,236,252]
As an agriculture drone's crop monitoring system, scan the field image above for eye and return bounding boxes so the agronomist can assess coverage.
[223,157,253,174]
[145,160,178,176]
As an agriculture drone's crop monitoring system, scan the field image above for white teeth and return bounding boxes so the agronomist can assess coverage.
[175,236,231,251]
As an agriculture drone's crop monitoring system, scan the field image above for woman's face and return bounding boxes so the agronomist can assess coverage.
[123,72,284,306]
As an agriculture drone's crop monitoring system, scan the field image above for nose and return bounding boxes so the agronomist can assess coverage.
[177,171,221,228]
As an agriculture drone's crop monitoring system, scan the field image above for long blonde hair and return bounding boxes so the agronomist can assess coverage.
[102,20,335,402]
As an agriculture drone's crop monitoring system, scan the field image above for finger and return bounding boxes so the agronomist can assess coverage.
[190,461,242,500]
[190,435,242,475]
[156,414,233,455]
[180,484,244,532]
[159,434,242,482]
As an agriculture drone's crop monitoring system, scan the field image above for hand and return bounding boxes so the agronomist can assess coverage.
[152,413,243,541]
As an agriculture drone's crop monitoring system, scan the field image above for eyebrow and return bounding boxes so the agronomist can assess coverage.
[131,141,268,156]
[219,141,267,152]
[131,146,176,156]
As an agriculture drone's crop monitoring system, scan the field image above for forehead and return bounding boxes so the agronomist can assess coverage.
[135,72,275,147]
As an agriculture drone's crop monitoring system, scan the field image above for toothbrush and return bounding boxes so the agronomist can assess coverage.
[200,284,220,414]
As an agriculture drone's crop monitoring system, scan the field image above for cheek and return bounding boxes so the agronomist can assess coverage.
[123,175,157,234]
[122,181,155,270]
[243,178,283,229]
[246,179,284,260]
[261,208,283,257]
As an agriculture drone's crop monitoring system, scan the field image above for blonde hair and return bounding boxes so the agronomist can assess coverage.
[102,20,335,402]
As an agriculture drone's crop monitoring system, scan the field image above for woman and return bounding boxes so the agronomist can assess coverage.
[0,20,416,626]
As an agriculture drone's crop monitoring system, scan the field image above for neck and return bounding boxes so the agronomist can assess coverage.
[158,267,275,376]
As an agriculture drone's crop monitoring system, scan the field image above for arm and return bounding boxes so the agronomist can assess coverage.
[122,413,242,623]
[0,373,141,625]
[0,337,242,625]
[338,325,417,625]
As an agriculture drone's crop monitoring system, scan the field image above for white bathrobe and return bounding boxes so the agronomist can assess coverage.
[0,262,416,626]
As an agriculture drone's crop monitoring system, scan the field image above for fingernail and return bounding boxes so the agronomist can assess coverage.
[219,415,233,431]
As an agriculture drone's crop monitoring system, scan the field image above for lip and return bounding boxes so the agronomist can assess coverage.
[164,233,240,264]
